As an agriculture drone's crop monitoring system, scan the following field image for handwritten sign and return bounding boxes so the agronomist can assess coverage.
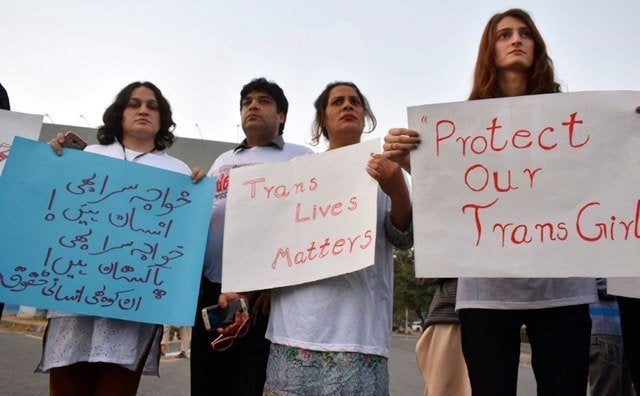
[221,139,379,292]
[0,137,214,325]
[0,109,43,175]
[409,91,640,278]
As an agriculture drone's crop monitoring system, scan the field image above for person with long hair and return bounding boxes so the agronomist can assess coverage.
[257,81,413,394]
[41,81,205,395]
[383,9,597,395]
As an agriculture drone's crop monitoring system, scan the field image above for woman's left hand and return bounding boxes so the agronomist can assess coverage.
[366,153,405,196]
[367,153,412,232]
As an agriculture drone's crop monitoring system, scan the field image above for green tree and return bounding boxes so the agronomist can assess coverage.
[393,248,436,330]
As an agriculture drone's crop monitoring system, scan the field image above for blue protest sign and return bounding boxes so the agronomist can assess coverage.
[0,137,214,325]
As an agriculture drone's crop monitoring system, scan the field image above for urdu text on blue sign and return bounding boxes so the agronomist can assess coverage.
[0,137,214,325]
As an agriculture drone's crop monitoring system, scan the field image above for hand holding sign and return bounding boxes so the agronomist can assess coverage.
[382,127,421,173]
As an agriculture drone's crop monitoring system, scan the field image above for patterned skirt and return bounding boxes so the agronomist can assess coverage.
[264,343,389,395]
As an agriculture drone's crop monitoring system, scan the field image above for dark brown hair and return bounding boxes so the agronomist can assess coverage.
[98,81,176,150]
[469,8,560,100]
[311,81,376,146]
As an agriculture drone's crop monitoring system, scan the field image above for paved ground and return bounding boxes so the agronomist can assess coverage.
[0,314,535,395]
[0,314,532,362]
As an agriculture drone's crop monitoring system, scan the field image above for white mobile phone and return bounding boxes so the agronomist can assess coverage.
[201,298,248,331]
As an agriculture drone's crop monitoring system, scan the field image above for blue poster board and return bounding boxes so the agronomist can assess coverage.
[0,137,214,325]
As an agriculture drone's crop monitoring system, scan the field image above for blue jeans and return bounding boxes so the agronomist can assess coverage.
[589,334,634,396]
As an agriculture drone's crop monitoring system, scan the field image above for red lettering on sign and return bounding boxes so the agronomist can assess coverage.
[271,229,373,270]
[434,113,589,157]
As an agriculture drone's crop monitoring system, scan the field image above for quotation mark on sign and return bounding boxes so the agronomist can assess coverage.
[421,116,428,124]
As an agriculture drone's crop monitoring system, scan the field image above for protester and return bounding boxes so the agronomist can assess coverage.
[383,8,597,395]
[39,81,205,396]
[191,78,312,395]
[243,81,413,394]
[415,279,470,396]
[588,279,634,396]
[455,11,596,394]
[610,107,640,394]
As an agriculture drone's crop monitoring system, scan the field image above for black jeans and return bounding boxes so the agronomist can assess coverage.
[459,305,591,396]
[617,296,640,391]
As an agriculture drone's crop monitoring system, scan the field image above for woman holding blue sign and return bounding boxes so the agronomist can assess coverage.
[258,81,413,394]
[384,8,597,396]
[39,81,205,395]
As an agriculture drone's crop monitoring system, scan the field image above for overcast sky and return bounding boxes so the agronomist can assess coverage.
[2,0,639,155]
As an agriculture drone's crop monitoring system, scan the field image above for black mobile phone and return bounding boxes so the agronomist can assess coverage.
[201,298,248,331]
[62,131,87,150]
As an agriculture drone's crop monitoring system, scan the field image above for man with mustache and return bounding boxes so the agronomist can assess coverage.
[191,77,312,396]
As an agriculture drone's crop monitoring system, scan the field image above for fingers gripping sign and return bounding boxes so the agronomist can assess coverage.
[382,128,421,173]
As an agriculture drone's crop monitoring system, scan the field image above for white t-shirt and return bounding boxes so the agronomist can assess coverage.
[201,142,313,283]
[456,277,596,310]
[84,142,191,175]
[266,188,396,358]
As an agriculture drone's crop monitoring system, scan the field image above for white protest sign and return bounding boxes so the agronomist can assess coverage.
[0,109,43,175]
[409,91,640,277]
[221,139,380,292]
[607,278,640,298]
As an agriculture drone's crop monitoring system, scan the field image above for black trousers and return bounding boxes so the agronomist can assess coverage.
[459,304,591,396]
[617,296,640,391]
[190,278,270,396]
